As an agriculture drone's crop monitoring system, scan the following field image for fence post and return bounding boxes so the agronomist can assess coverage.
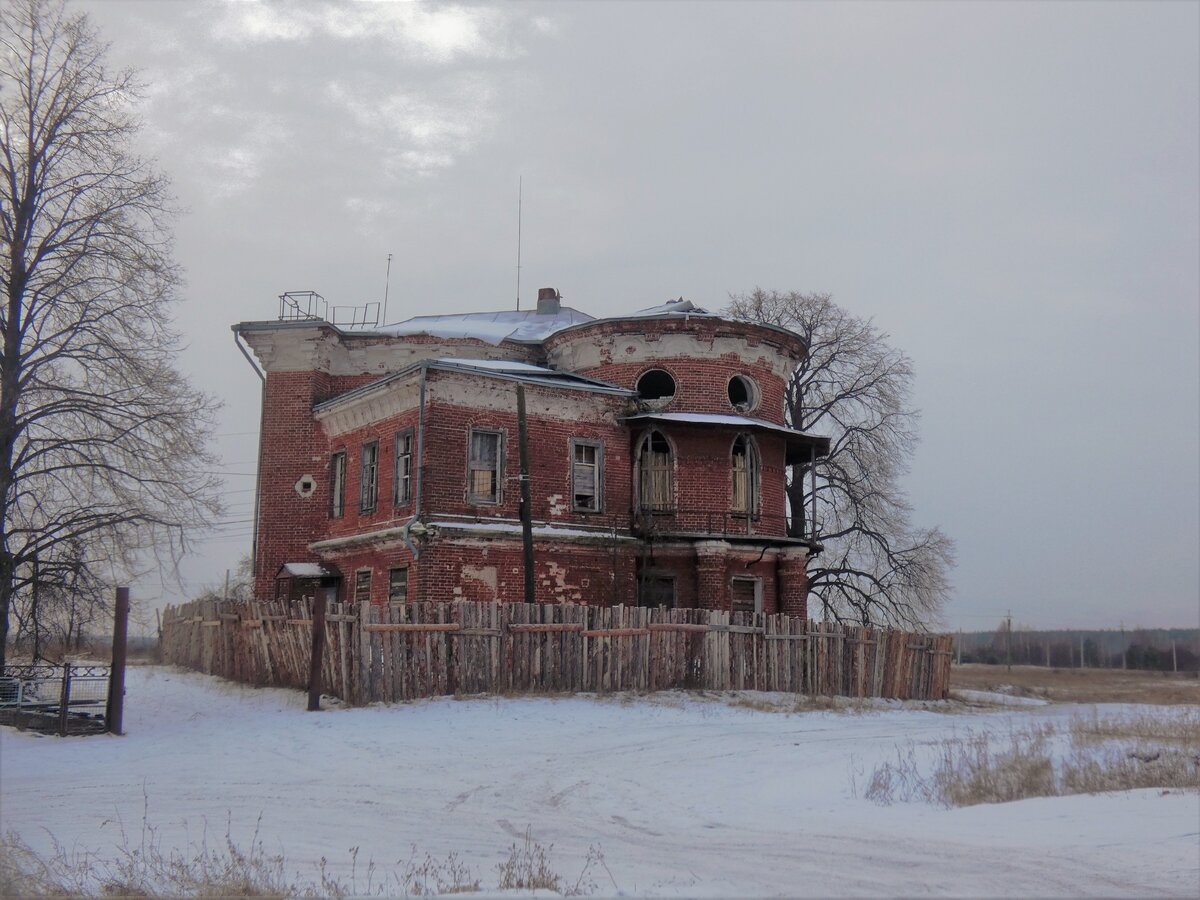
[307,584,329,711]
[57,664,71,736]
[106,586,130,735]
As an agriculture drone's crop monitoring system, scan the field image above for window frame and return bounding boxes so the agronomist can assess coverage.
[637,572,676,609]
[570,438,604,513]
[727,374,760,413]
[330,450,347,519]
[466,427,504,505]
[636,430,674,513]
[359,440,379,514]
[394,428,414,506]
[353,568,372,604]
[388,566,409,603]
[730,576,763,614]
[731,433,760,518]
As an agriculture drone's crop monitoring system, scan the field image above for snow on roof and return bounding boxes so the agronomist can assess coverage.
[375,299,718,347]
[627,298,714,317]
[624,411,828,443]
[627,411,791,430]
[377,307,594,345]
[278,562,336,578]
[424,519,639,542]
[435,357,555,374]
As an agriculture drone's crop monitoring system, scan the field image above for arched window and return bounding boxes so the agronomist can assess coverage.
[731,434,759,516]
[637,431,674,512]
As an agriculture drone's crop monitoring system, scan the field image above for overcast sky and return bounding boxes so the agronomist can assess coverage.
[75,0,1199,632]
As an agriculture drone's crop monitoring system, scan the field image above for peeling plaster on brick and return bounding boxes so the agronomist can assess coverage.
[550,331,795,381]
[541,560,583,603]
[462,565,498,593]
[547,494,567,516]
[316,380,421,437]
[240,326,539,376]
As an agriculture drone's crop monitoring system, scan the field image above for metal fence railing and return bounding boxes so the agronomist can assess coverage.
[0,663,111,735]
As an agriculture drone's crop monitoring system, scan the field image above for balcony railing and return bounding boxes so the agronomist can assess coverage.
[631,509,803,541]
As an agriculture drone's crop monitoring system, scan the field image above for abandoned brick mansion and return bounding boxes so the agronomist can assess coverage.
[234,289,829,616]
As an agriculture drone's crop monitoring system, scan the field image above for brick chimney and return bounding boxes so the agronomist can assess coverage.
[536,287,561,316]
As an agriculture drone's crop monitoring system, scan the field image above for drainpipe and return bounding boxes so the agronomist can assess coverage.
[401,361,429,560]
[233,330,266,577]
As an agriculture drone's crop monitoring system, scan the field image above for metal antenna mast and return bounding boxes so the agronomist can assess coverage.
[382,253,393,325]
[515,176,523,311]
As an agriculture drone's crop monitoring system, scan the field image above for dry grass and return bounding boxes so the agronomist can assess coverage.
[860,710,1200,807]
[0,818,565,898]
[0,813,618,899]
[951,663,1200,705]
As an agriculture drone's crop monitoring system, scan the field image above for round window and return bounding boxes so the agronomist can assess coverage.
[637,369,677,400]
[727,375,759,412]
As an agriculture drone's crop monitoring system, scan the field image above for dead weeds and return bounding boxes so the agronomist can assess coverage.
[951,664,1200,706]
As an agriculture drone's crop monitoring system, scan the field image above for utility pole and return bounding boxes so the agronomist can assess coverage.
[307,585,329,712]
[1120,621,1126,669]
[30,554,40,661]
[106,587,129,735]
[1080,634,1085,669]
[1005,610,1012,672]
[516,385,535,605]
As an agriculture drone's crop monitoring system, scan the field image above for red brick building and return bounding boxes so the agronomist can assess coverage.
[234,290,828,616]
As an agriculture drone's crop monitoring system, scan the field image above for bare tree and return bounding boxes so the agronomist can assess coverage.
[726,289,954,628]
[0,0,221,665]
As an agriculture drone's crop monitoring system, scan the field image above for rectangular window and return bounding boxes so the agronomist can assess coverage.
[638,573,676,609]
[353,569,372,604]
[388,567,409,603]
[571,440,603,512]
[360,440,379,514]
[330,451,347,518]
[467,429,502,503]
[731,577,762,614]
[394,430,413,505]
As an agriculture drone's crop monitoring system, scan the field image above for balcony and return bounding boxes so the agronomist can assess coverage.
[631,509,817,548]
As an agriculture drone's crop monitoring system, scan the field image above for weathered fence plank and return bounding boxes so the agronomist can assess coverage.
[161,599,954,705]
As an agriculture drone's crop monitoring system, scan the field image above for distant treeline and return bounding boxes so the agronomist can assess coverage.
[954,628,1200,672]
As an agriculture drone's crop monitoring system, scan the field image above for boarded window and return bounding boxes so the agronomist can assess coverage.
[388,567,408,603]
[353,569,372,604]
[638,431,673,512]
[731,435,759,516]
[360,441,379,514]
[638,574,676,609]
[468,429,502,503]
[731,577,761,614]
[330,451,347,518]
[571,440,603,512]
[394,430,413,505]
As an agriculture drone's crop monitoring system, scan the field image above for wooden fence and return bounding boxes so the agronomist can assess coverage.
[160,599,954,704]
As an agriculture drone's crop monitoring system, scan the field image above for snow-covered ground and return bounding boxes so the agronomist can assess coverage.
[1,666,1197,897]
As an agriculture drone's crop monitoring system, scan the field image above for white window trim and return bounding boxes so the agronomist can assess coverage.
[570,438,604,513]
[394,428,414,506]
[466,427,505,505]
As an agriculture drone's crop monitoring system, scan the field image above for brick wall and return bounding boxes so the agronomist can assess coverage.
[254,370,333,598]
[247,313,814,614]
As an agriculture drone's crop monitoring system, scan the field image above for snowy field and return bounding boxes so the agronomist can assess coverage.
[1,666,1197,897]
